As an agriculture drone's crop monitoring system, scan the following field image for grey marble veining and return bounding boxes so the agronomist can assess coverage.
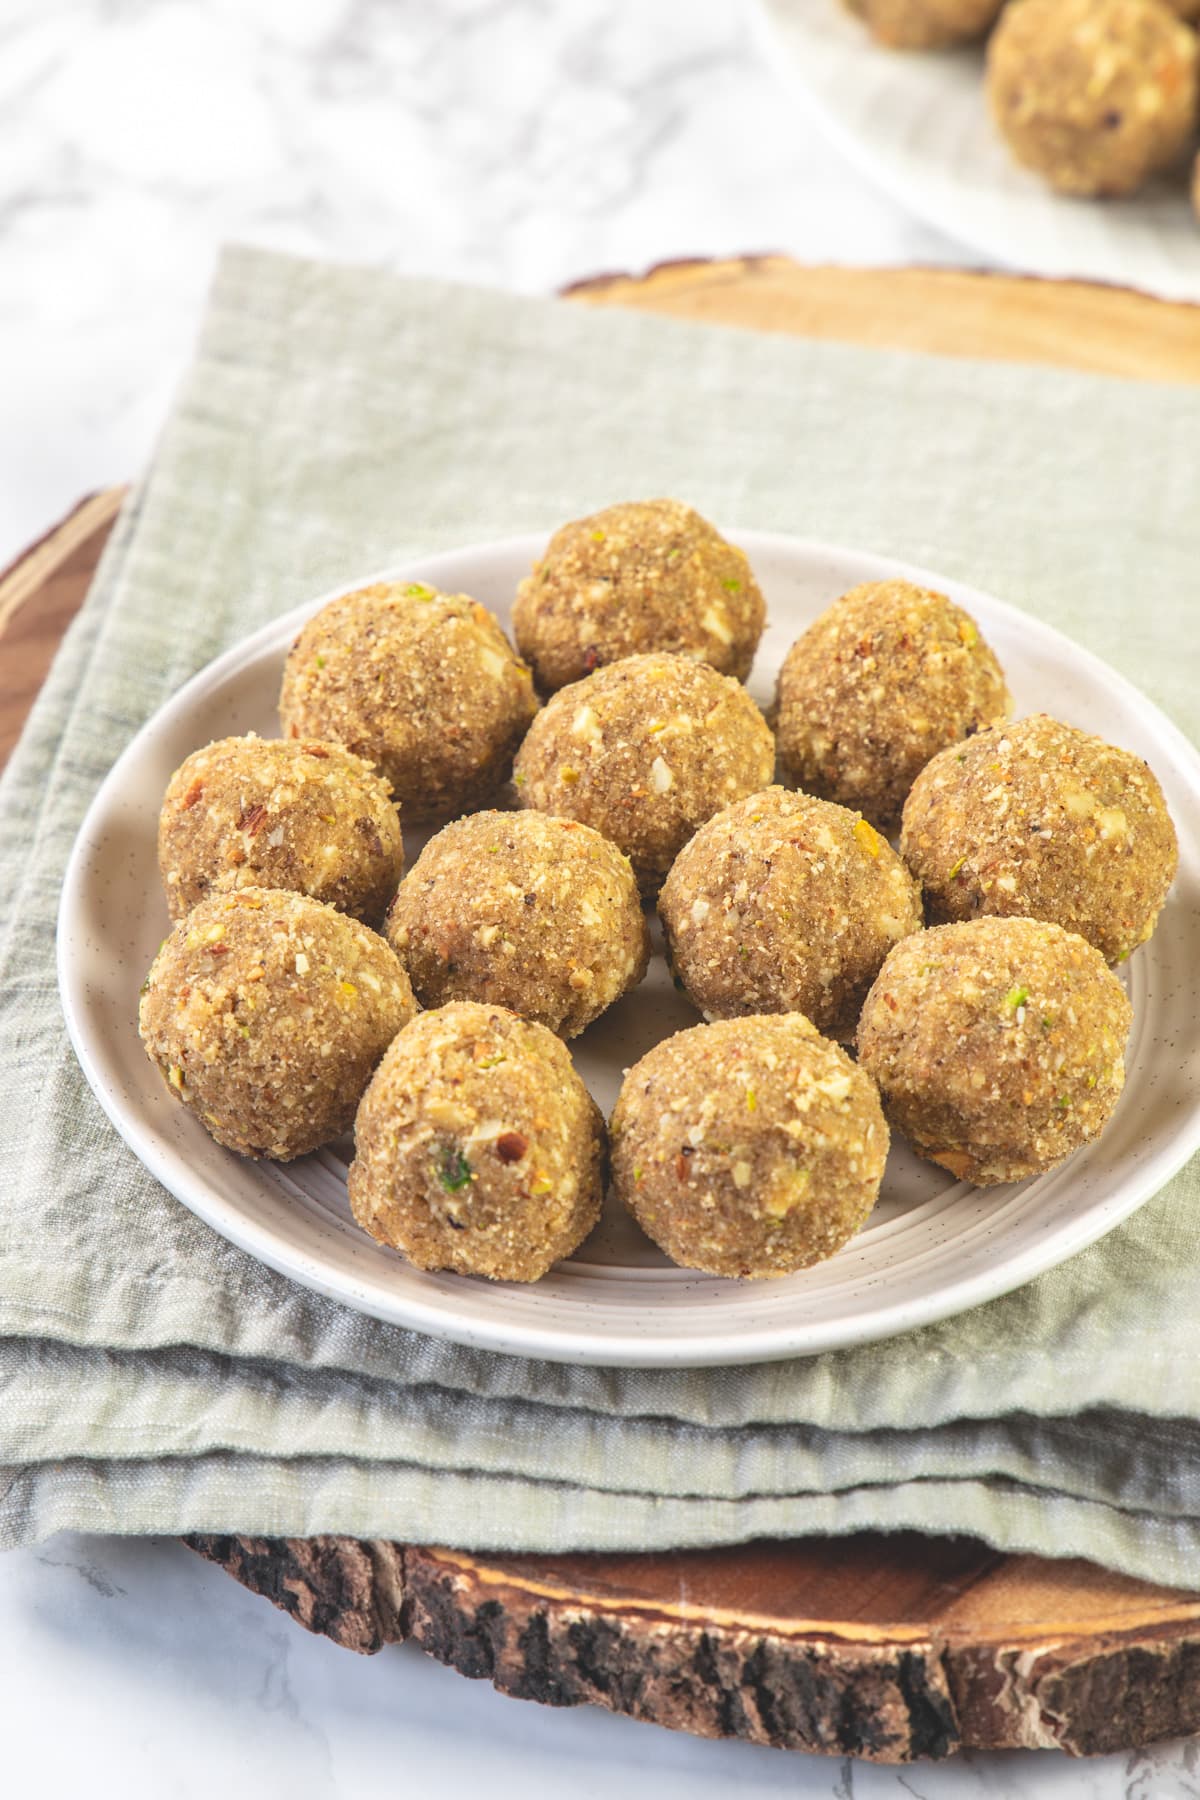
[2,3,1196,1794]
[0,0,958,566]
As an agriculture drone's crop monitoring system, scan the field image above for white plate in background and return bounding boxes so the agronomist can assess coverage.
[752,0,1200,303]
[58,532,1200,1366]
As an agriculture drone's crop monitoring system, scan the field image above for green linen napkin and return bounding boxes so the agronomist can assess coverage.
[2,244,1199,1581]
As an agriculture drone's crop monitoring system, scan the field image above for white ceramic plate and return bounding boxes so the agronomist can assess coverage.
[752,0,1200,303]
[58,532,1200,1366]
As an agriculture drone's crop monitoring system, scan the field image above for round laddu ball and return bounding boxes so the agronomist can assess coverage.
[157,735,403,925]
[348,1002,605,1281]
[986,0,1199,198]
[513,653,775,894]
[659,787,924,1040]
[279,581,537,822]
[775,581,1011,834]
[858,918,1132,1185]
[611,1015,888,1279]
[512,499,766,691]
[900,713,1178,964]
[845,0,1004,50]
[138,888,415,1160]
[386,810,649,1038]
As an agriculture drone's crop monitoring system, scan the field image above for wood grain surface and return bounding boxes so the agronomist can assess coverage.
[0,486,123,769]
[569,256,1200,383]
[8,257,1200,1763]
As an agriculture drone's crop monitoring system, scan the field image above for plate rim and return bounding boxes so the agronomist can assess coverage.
[57,528,1200,1366]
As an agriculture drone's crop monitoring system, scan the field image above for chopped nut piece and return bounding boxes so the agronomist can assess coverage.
[853,817,882,858]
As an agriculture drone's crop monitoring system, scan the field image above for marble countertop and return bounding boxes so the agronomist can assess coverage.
[2,1,1194,1793]
[0,0,960,571]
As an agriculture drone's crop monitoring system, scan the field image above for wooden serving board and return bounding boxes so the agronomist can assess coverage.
[8,258,1200,1765]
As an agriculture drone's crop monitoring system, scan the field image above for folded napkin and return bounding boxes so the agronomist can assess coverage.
[2,244,1198,1582]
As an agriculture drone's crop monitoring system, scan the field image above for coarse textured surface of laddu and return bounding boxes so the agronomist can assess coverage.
[611,1013,888,1277]
[901,712,1178,963]
[515,651,775,894]
[660,785,923,1040]
[987,0,1200,198]
[139,886,415,1160]
[512,497,766,691]
[775,579,1010,833]
[280,580,536,822]
[349,1002,605,1281]
[157,735,403,925]
[386,810,648,1037]
[858,916,1132,1184]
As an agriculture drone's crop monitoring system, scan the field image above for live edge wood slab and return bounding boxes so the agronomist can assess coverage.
[7,258,1200,1764]
[176,1531,1200,1761]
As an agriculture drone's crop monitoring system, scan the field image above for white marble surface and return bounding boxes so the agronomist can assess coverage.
[3,2,1197,1794]
[0,0,963,571]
